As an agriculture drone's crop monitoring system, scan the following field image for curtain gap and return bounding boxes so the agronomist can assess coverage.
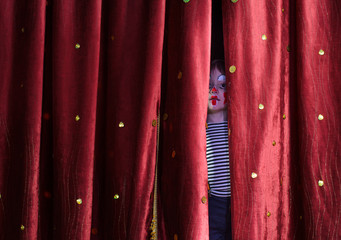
[208,0,232,235]
[211,0,225,61]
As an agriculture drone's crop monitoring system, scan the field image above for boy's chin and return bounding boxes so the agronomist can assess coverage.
[208,107,225,114]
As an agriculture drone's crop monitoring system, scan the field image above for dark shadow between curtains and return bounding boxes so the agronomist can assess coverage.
[211,0,224,61]
[210,0,232,238]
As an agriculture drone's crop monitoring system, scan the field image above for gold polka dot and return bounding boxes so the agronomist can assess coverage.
[282,8,284,12]
[205,122,208,129]
[118,122,125,128]
[272,141,276,146]
[318,114,324,120]
[75,43,81,49]
[251,172,258,178]
[20,82,24,88]
[299,215,303,220]
[163,113,168,121]
[229,65,236,73]
[114,194,119,199]
[21,27,25,33]
[286,45,291,52]
[177,71,183,79]
[152,119,157,127]
[75,115,80,121]
[174,234,178,240]
[0,193,2,199]
[171,150,176,158]
[231,0,238,3]
[262,34,267,40]
[318,49,325,55]
[201,196,207,204]
[111,36,115,41]
[318,180,324,187]
[76,198,82,204]
[258,104,264,110]
[183,0,190,3]
[267,211,271,217]
[283,114,286,119]
[20,225,25,230]
[228,128,231,136]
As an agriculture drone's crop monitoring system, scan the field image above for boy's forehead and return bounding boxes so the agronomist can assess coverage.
[211,67,225,76]
[210,70,226,82]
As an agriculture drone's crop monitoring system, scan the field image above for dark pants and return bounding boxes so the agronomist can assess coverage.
[208,196,232,240]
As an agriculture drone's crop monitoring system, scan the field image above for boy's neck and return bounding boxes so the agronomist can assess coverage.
[207,110,227,123]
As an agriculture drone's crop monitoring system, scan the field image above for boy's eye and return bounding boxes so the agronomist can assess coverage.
[220,84,226,89]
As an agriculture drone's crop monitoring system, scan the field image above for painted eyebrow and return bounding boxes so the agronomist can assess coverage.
[217,74,226,81]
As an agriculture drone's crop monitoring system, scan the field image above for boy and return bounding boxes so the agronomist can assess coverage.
[206,60,232,239]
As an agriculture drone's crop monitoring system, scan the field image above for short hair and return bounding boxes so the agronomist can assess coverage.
[210,59,225,75]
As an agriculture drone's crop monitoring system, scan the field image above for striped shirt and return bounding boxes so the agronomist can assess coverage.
[206,121,231,198]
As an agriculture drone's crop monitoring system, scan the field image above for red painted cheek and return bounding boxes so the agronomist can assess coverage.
[224,92,227,104]
[212,100,217,105]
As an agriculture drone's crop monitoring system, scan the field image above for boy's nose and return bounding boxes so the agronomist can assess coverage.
[211,87,218,93]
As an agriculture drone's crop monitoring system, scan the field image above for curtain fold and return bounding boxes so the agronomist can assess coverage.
[1,0,166,239]
[49,0,103,239]
[91,0,166,239]
[0,0,46,239]
[223,0,341,239]
[158,1,211,239]
[296,1,341,239]
[0,0,340,239]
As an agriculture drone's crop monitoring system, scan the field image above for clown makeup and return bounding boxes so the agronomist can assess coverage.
[217,74,226,82]
[208,68,227,113]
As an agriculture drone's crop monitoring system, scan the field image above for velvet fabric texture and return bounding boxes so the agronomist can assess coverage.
[223,0,341,239]
[0,1,340,240]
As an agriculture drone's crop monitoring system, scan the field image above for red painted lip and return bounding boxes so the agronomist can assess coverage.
[210,96,219,100]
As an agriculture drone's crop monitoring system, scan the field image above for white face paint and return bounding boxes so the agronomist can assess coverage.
[217,74,226,82]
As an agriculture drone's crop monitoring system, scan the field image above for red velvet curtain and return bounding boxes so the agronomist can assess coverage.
[223,0,341,239]
[0,1,340,240]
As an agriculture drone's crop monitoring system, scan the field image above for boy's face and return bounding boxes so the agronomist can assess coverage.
[208,68,227,113]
